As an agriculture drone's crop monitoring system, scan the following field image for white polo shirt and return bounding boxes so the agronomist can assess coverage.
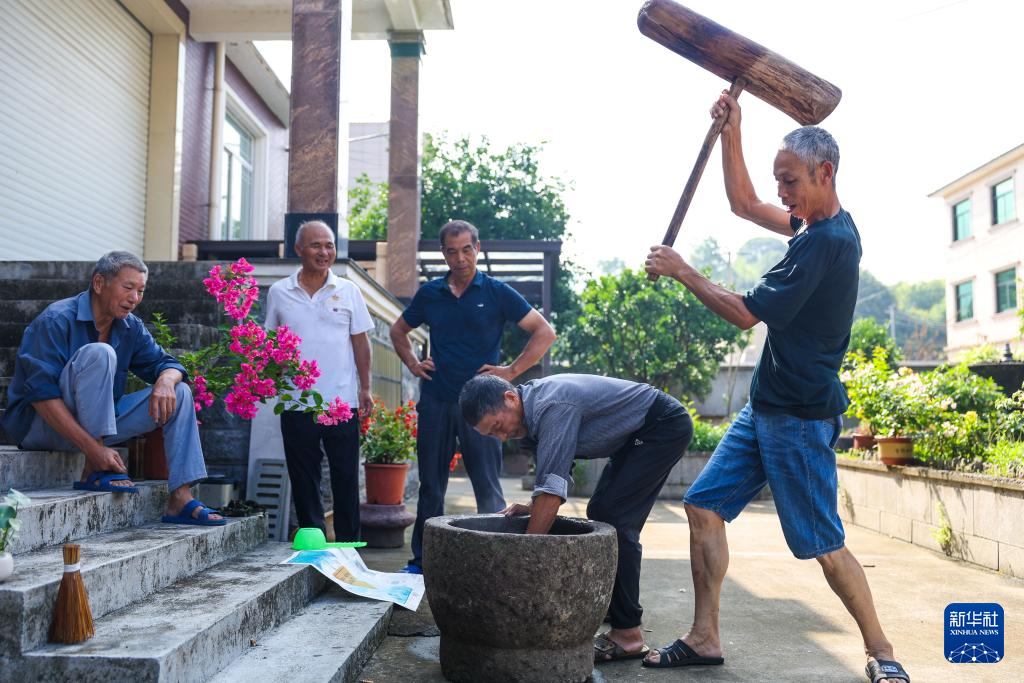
[264,269,374,407]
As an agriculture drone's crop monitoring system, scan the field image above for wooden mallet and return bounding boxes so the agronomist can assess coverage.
[638,0,841,280]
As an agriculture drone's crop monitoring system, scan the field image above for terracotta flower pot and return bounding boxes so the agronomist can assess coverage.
[364,462,409,505]
[876,436,914,466]
[143,427,168,480]
[852,432,876,450]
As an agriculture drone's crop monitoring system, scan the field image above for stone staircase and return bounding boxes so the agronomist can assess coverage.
[0,262,393,682]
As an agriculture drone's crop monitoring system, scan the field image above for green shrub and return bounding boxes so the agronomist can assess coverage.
[688,410,730,452]
[985,439,1024,478]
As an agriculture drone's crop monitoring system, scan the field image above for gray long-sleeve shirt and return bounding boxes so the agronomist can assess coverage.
[517,374,659,501]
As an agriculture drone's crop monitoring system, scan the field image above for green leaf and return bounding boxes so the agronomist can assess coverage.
[6,489,30,507]
[0,504,14,529]
[280,394,293,402]
[274,403,285,415]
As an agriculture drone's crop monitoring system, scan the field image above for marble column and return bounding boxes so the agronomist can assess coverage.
[285,0,342,256]
[386,32,424,301]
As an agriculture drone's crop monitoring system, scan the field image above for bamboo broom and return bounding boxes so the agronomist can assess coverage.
[50,544,94,643]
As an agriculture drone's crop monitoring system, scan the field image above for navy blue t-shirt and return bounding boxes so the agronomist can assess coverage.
[742,209,862,420]
[402,270,533,402]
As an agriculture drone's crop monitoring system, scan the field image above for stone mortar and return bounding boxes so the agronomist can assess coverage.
[423,514,617,683]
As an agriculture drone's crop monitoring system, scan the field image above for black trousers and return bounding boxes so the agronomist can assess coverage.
[586,392,693,630]
[280,410,361,542]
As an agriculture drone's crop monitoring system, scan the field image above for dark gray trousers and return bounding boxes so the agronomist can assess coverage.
[586,392,693,630]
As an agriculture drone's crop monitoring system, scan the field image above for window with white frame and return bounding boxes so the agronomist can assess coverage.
[952,198,971,241]
[992,177,1015,225]
[221,114,254,240]
[955,280,974,322]
[995,267,1018,313]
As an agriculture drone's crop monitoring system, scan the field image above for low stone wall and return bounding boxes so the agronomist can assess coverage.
[836,459,1024,579]
[522,451,773,502]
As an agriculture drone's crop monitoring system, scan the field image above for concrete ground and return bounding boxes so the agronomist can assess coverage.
[357,475,1024,683]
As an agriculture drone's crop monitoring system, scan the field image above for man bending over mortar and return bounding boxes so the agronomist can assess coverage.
[459,373,693,663]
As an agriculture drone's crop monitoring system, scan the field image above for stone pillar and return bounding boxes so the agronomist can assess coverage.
[285,0,343,257]
[386,32,424,300]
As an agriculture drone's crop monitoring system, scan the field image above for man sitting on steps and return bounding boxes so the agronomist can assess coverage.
[2,251,223,526]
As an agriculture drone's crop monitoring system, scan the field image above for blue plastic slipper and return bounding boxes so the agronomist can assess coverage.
[161,499,227,526]
[73,471,140,493]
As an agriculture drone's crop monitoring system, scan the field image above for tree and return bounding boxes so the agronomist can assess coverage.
[347,173,388,240]
[420,133,580,364]
[846,317,902,369]
[854,270,896,324]
[557,268,747,399]
[420,134,571,243]
[689,237,731,284]
[732,237,788,290]
[597,257,626,276]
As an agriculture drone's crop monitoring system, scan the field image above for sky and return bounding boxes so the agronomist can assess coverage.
[257,0,1024,286]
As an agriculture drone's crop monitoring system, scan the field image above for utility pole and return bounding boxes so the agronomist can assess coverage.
[888,304,896,343]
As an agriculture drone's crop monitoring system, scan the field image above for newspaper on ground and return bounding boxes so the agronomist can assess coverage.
[282,547,424,611]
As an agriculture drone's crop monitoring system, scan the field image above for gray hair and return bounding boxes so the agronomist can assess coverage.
[295,220,335,247]
[439,220,480,248]
[780,126,840,183]
[460,374,515,426]
[92,251,147,281]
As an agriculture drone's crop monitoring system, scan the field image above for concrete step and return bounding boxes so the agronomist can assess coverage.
[0,515,267,657]
[11,483,168,555]
[0,323,221,350]
[0,446,85,491]
[208,589,392,683]
[0,299,223,326]
[0,279,211,303]
[11,543,329,683]
[0,261,227,281]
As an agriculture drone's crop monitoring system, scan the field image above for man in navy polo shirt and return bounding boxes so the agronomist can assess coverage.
[390,219,556,574]
[641,93,907,683]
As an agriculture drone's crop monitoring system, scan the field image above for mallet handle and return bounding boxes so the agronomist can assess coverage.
[649,77,746,282]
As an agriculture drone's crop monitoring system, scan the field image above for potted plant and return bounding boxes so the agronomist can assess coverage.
[842,349,926,465]
[0,488,31,581]
[361,400,417,505]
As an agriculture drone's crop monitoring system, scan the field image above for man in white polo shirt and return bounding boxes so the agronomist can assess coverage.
[264,220,374,542]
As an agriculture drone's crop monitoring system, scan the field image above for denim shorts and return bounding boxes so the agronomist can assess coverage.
[683,403,845,559]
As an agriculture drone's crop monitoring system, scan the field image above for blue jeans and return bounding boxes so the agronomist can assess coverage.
[684,402,845,559]
[20,343,208,492]
[409,391,506,566]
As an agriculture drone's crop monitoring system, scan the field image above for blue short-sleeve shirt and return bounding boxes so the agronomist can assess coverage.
[402,270,533,402]
[2,291,187,445]
[742,209,862,420]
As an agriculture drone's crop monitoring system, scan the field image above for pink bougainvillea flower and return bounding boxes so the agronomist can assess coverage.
[316,397,354,426]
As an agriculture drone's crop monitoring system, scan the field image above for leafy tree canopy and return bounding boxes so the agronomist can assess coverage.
[557,268,747,399]
[347,173,388,240]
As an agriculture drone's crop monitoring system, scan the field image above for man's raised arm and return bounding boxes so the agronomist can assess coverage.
[715,92,794,237]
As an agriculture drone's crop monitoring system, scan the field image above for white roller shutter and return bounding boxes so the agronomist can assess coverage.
[0,0,151,260]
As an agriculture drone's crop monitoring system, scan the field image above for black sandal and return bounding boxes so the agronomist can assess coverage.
[641,639,724,668]
[865,659,910,682]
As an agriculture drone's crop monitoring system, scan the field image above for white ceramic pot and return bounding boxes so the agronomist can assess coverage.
[0,551,13,582]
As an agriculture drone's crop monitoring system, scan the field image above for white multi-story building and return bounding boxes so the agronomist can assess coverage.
[930,144,1024,361]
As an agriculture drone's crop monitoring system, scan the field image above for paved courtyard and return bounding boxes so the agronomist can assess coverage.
[358,475,1024,682]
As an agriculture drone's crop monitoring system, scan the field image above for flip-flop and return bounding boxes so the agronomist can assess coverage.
[593,632,650,663]
[642,639,724,668]
[161,499,227,526]
[865,659,910,682]
[73,471,139,493]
